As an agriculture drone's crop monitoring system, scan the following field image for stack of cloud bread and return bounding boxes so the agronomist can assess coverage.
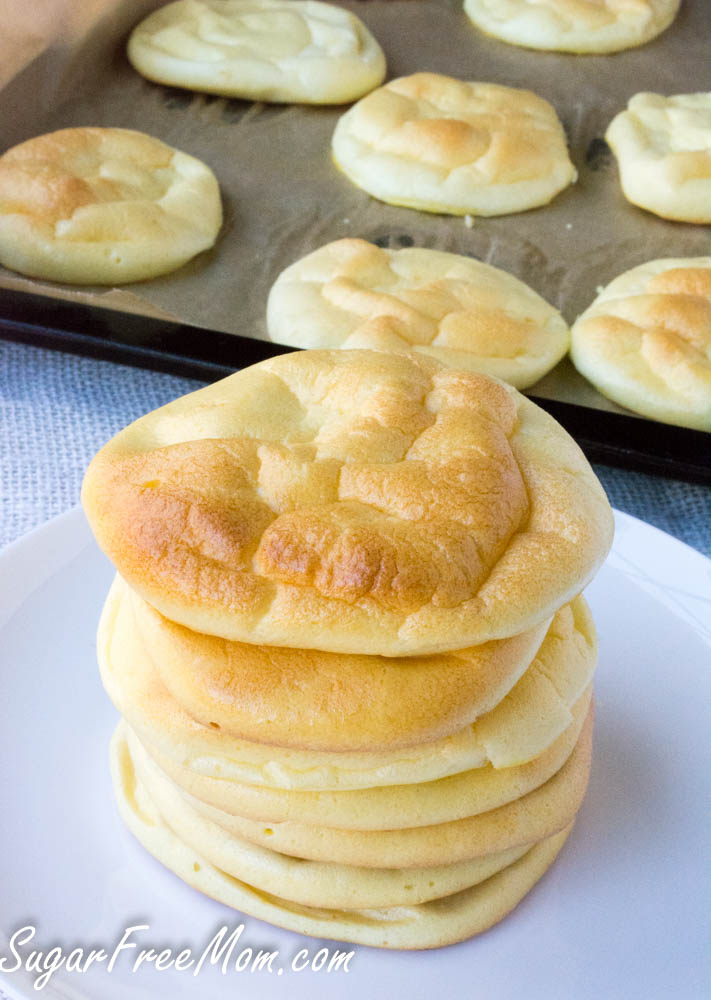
[82,349,613,950]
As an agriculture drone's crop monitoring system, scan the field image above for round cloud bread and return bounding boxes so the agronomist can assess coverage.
[112,726,574,948]
[126,724,535,908]
[183,711,591,869]
[331,73,577,217]
[131,689,591,831]
[0,127,222,284]
[267,239,570,389]
[605,92,711,224]
[127,0,385,105]
[571,258,711,432]
[463,0,680,54]
[83,350,613,657]
[117,573,596,754]
[100,575,596,789]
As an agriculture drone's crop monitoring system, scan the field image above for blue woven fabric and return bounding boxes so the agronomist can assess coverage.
[1,340,709,556]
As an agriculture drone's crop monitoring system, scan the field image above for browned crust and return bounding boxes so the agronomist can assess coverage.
[83,351,613,654]
[120,573,594,752]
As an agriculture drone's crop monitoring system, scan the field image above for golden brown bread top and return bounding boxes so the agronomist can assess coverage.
[83,350,613,655]
[0,128,173,226]
[571,258,711,431]
[267,238,570,389]
[119,572,595,752]
[99,576,593,790]
[605,92,711,224]
[124,576,547,751]
[463,0,680,54]
[100,574,516,790]
[0,127,222,283]
[127,0,386,105]
[346,73,567,180]
[331,73,576,216]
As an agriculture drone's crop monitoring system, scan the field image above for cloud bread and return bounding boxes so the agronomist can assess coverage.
[113,727,572,948]
[267,239,570,389]
[144,708,593,869]
[605,92,711,224]
[83,350,613,656]
[127,0,385,105]
[0,127,222,284]
[130,688,591,831]
[126,724,535,909]
[99,579,594,789]
[331,73,576,217]
[571,258,711,431]
[463,0,680,54]
[119,573,596,753]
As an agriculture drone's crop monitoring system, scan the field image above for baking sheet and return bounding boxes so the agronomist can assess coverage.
[0,0,710,434]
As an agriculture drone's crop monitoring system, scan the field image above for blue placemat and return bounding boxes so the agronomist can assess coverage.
[1,340,709,556]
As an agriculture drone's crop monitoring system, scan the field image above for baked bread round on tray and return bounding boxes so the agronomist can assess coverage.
[0,127,222,284]
[571,258,711,431]
[463,0,680,54]
[127,0,386,104]
[606,92,711,224]
[331,73,577,217]
[267,238,570,388]
[82,349,613,656]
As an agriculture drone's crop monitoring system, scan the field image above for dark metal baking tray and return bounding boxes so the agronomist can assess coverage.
[1,0,709,483]
[2,287,709,483]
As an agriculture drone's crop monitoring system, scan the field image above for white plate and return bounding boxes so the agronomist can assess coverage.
[0,508,709,1000]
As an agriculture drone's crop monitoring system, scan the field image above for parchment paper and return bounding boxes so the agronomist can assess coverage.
[1,0,709,416]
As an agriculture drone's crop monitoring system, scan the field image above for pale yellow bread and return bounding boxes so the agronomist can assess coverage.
[606,93,711,224]
[0,127,222,284]
[463,0,680,54]
[127,0,385,105]
[331,73,576,217]
[571,258,711,431]
[147,708,593,869]
[125,724,534,909]
[112,727,573,948]
[131,688,591,831]
[118,573,596,754]
[267,239,570,389]
[99,579,596,788]
[83,350,613,656]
